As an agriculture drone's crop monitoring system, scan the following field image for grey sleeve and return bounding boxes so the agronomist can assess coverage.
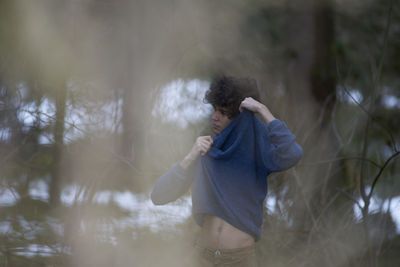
[150,162,195,205]
[263,119,303,172]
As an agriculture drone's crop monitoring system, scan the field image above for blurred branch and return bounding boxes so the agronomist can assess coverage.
[20,108,159,176]
[335,187,362,210]
[0,136,28,168]
[300,156,381,168]
[330,97,343,146]
[300,93,335,145]
[359,0,395,208]
[376,0,393,86]
[353,3,394,266]
[336,63,397,154]
[368,150,400,199]
[293,169,318,226]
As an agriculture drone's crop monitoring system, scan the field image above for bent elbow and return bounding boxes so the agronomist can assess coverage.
[271,142,303,172]
[286,142,303,169]
[151,198,165,206]
[150,188,167,206]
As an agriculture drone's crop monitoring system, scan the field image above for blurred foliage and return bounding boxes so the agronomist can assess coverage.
[0,0,399,266]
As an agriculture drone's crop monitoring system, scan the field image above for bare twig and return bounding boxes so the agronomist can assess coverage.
[336,63,397,153]
[335,187,362,210]
[368,151,400,199]
[300,156,381,168]
[300,93,335,145]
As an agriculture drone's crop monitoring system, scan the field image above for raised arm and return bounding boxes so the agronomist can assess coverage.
[262,119,303,172]
[240,97,303,172]
[239,96,276,125]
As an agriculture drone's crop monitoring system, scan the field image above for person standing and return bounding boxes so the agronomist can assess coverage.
[151,75,303,266]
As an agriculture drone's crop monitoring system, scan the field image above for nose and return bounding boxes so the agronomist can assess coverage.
[212,110,219,121]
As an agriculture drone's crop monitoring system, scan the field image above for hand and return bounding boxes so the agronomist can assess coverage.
[239,97,276,124]
[181,136,213,169]
[239,97,264,113]
[190,136,213,157]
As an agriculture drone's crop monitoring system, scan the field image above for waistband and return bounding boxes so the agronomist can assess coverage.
[194,242,255,259]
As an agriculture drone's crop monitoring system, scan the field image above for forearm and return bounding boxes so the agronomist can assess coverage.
[257,104,276,125]
[151,162,194,205]
[180,153,196,169]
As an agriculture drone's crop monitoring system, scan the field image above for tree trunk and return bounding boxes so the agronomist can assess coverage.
[285,2,351,266]
[49,80,66,208]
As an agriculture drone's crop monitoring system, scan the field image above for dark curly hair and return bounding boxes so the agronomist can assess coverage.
[204,75,260,119]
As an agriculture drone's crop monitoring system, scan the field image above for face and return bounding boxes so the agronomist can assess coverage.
[211,106,233,135]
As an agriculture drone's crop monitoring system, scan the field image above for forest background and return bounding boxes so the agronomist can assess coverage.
[0,0,399,266]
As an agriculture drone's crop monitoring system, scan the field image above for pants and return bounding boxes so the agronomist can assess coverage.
[193,242,257,267]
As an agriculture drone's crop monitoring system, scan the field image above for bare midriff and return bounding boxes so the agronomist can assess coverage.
[197,214,255,249]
